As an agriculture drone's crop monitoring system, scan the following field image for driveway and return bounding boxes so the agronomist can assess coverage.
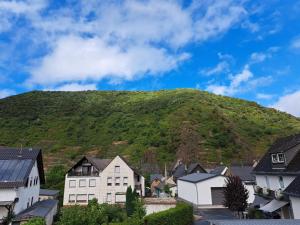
[194,208,236,225]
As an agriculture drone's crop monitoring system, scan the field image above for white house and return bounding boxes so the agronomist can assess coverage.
[63,155,145,205]
[0,147,58,225]
[178,173,227,206]
[252,134,300,219]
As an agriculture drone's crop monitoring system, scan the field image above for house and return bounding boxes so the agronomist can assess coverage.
[178,173,227,206]
[0,147,58,225]
[63,155,145,205]
[228,166,256,203]
[39,189,60,201]
[252,134,300,219]
[150,174,164,197]
[171,160,207,182]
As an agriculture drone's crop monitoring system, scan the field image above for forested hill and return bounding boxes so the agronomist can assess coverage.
[1,89,300,170]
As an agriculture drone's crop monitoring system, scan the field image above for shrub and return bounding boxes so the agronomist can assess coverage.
[23,218,46,225]
[144,203,193,225]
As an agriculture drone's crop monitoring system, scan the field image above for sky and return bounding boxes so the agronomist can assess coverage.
[0,0,300,116]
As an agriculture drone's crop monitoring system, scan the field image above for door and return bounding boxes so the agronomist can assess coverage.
[211,187,225,205]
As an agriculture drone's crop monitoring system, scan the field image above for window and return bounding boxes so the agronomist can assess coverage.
[106,193,112,202]
[76,194,87,203]
[278,153,285,163]
[115,177,120,186]
[279,176,285,189]
[136,176,140,182]
[69,194,75,203]
[89,179,96,187]
[30,178,32,187]
[115,166,120,173]
[79,179,86,187]
[265,176,270,189]
[272,154,278,163]
[31,197,34,206]
[88,194,96,201]
[107,177,112,186]
[123,177,128,186]
[69,180,76,188]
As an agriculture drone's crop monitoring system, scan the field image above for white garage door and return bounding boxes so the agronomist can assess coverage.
[115,194,126,203]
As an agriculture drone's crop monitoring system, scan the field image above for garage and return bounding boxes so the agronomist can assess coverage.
[211,187,225,205]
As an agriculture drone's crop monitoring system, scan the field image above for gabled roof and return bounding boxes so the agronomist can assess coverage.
[172,164,186,179]
[178,173,218,183]
[268,133,300,153]
[39,189,59,196]
[210,166,227,175]
[229,166,255,182]
[187,163,206,174]
[283,175,300,198]
[0,147,45,188]
[86,157,112,171]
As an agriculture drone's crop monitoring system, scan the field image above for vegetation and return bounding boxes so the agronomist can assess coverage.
[223,176,249,215]
[23,218,45,225]
[125,186,139,217]
[0,89,300,174]
[144,203,193,225]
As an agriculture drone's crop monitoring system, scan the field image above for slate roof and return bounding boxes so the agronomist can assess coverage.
[150,174,163,182]
[268,133,300,153]
[0,147,45,188]
[187,163,206,174]
[178,173,218,183]
[14,199,58,221]
[210,166,227,175]
[39,189,59,196]
[229,166,255,182]
[86,157,112,171]
[172,164,186,179]
[283,175,300,197]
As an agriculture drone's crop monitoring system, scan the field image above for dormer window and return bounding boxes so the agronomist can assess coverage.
[271,153,285,163]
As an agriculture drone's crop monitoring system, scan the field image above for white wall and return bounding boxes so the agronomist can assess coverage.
[244,183,255,203]
[0,189,17,219]
[290,196,300,219]
[256,175,295,191]
[178,176,227,205]
[145,204,176,215]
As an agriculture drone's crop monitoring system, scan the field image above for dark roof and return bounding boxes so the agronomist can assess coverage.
[86,157,112,171]
[178,173,218,183]
[39,189,60,196]
[14,199,58,221]
[283,175,300,197]
[210,166,227,175]
[150,174,163,182]
[0,147,45,188]
[229,166,255,182]
[172,164,186,179]
[268,134,300,153]
[187,163,206,174]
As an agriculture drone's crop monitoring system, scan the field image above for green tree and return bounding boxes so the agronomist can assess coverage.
[223,175,249,216]
[126,186,135,217]
[23,218,45,225]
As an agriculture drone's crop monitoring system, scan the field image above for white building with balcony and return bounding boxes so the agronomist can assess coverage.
[63,155,145,205]
[252,134,300,219]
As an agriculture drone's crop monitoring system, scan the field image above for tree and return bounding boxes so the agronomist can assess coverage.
[126,186,136,217]
[223,175,249,216]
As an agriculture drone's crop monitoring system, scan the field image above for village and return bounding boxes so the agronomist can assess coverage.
[0,133,300,224]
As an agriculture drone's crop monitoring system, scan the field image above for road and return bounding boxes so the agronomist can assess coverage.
[194,208,236,225]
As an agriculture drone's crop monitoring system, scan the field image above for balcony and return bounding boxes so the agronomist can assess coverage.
[68,171,99,177]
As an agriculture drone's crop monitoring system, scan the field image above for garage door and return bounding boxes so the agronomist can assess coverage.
[211,187,225,205]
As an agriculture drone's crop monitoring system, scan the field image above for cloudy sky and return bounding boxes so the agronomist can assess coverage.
[0,0,300,116]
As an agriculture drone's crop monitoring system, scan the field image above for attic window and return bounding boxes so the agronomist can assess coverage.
[271,153,285,163]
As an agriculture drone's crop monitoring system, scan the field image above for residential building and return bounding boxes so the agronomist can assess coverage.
[171,160,207,182]
[63,155,145,205]
[39,189,60,201]
[0,147,58,225]
[178,173,227,206]
[252,134,300,219]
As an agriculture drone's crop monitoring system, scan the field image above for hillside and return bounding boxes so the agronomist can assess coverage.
[1,89,300,171]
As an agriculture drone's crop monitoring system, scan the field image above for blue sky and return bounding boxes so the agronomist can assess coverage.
[1,0,300,116]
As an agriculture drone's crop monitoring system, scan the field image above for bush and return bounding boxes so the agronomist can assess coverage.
[23,218,45,225]
[144,203,193,225]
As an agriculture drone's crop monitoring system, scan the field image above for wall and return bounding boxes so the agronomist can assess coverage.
[290,196,300,219]
[145,204,176,215]
[244,183,255,203]
[255,175,295,191]
[0,189,17,219]
[15,161,40,215]
[177,180,198,205]
[44,202,58,225]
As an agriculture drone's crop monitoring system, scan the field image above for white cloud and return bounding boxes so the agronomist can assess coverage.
[271,90,300,117]
[256,93,274,100]
[291,37,300,49]
[200,61,230,76]
[46,83,97,91]
[0,89,16,99]
[250,46,279,64]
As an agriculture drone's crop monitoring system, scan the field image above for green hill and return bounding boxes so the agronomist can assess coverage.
[1,89,300,170]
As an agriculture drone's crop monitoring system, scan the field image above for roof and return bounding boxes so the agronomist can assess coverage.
[229,166,255,182]
[210,166,227,175]
[259,199,289,213]
[14,199,58,221]
[210,220,300,225]
[187,163,206,174]
[86,157,112,171]
[39,189,60,196]
[150,174,163,182]
[178,172,218,183]
[284,175,300,197]
[172,164,186,179]
[0,147,45,188]
[268,133,300,153]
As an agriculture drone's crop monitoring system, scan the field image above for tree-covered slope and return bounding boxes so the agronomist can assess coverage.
[0,89,299,170]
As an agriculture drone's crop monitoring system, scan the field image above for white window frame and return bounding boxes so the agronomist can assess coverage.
[106,193,112,202]
[69,180,76,188]
[79,179,86,187]
[107,177,112,186]
[115,177,120,186]
[69,194,76,203]
[89,179,96,187]
[123,177,128,186]
[271,154,278,163]
[277,153,285,163]
[76,194,87,203]
[88,194,96,201]
[115,166,120,173]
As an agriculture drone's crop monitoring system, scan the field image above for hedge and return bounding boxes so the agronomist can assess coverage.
[143,203,193,225]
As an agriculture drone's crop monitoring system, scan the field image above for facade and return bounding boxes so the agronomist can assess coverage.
[63,155,145,205]
[252,134,300,219]
[178,173,227,206]
[0,147,45,222]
